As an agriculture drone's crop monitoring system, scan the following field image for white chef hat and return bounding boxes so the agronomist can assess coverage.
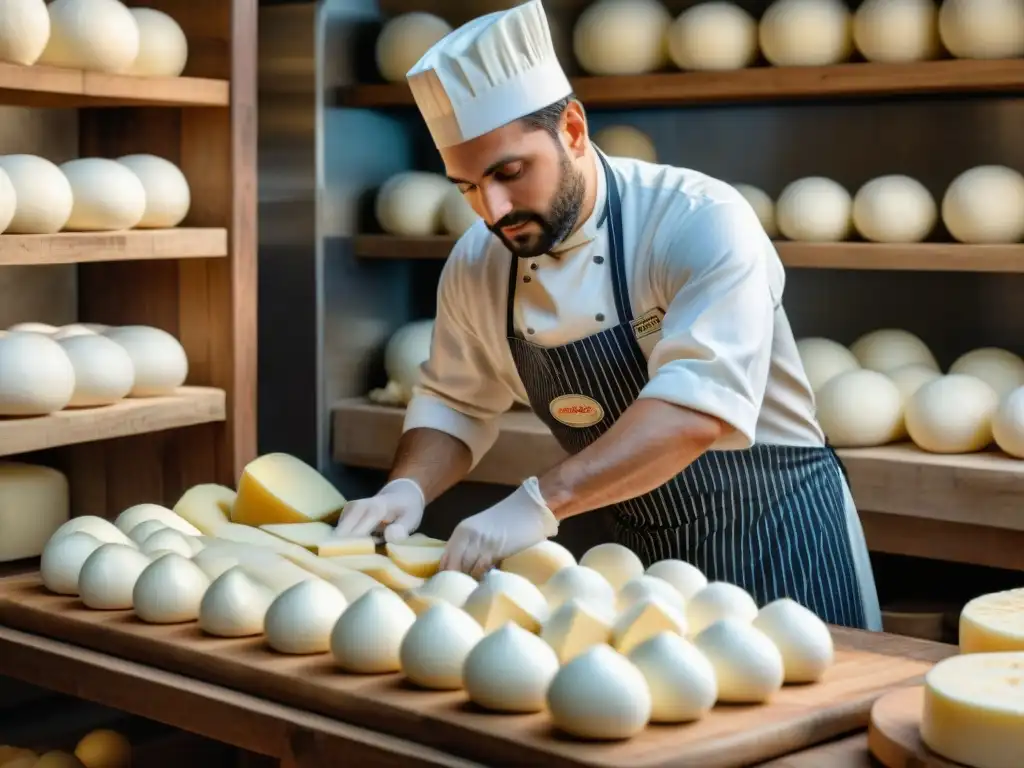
[406,0,572,149]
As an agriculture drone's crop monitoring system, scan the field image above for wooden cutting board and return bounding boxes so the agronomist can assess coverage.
[868,687,968,767]
[0,574,944,768]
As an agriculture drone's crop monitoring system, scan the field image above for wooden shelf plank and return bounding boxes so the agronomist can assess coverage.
[331,398,1024,532]
[0,387,226,457]
[0,229,228,266]
[338,59,1024,109]
[353,235,1024,273]
[0,62,229,108]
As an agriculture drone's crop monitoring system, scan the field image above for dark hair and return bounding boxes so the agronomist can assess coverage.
[518,94,580,137]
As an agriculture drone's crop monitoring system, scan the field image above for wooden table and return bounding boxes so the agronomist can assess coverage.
[0,624,947,767]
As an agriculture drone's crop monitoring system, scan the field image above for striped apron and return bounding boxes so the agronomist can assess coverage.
[505,152,880,630]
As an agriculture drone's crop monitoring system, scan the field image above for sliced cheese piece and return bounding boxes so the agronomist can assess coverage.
[231,452,346,526]
[173,484,236,534]
[612,596,688,655]
[211,522,311,559]
[386,542,445,578]
[403,532,446,547]
[466,591,541,634]
[0,461,69,561]
[960,588,1024,654]
[540,597,614,664]
[315,535,376,557]
[500,540,576,586]
[279,548,387,601]
[327,553,424,590]
[259,521,335,550]
[237,555,319,595]
[921,652,1024,768]
[463,571,550,634]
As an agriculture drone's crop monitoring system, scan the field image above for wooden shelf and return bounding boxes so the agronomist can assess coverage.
[0,387,225,458]
[331,398,1024,532]
[353,235,1024,273]
[0,62,228,108]
[0,229,228,266]
[339,59,1024,109]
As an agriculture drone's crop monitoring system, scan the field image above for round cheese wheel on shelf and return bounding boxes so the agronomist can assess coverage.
[732,183,777,237]
[942,165,1024,244]
[645,559,707,601]
[375,13,452,84]
[796,337,860,393]
[0,332,76,415]
[759,0,853,67]
[815,369,903,447]
[627,632,717,722]
[852,175,937,243]
[592,125,658,163]
[440,184,479,237]
[752,597,834,683]
[905,374,999,453]
[132,552,210,624]
[399,602,484,689]
[40,0,140,73]
[40,531,104,595]
[850,328,939,373]
[993,386,1024,458]
[776,177,852,242]
[463,622,560,713]
[57,334,134,407]
[949,347,1024,399]
[330,588,416,673]
[74,728,131,768]
[78,543,152,609]
[686,581,758,635]
[115,154,190,228]
[693,618,784,703]
[0,155,73,234]
[573,0,671,76]
[59,158,147,231]
[103,325,188,396]
[667,2,758,71]
[853,0,940,62]
[265,579,348,654]
[375,172,450,237]
[198,567,274,637]
[383,319,434,401]
[0,0,50,66]
[127,8,187,77]
[938,0,1024,59]
[579,542,644,591]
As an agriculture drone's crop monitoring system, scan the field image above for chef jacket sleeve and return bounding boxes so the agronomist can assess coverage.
[403,245,515,468]
[638,198,779,448]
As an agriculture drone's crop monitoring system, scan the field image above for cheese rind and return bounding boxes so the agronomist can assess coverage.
[960,588,1024,654]
[0,461,69,561]
[921,652,1024,768]
[231,453,346,526]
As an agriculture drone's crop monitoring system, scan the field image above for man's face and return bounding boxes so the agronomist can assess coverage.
[441,119,585,258]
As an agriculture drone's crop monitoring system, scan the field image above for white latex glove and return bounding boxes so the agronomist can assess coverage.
[440,477,559,579]
[333,478,425,543]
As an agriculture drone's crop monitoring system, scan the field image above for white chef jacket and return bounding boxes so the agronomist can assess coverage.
[404,154,825,468]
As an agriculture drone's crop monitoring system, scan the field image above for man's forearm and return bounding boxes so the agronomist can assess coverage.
[538,399,730,520]
[390,427,473,503]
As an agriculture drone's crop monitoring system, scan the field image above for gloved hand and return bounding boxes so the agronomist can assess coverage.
[440,477,559,579]
[333,478,425,543]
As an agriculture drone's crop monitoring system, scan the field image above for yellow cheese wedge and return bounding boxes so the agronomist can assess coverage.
[172,484,237,534]
[611,596,687,655]
[259,521,335,550]
[465,590,542,633]
[231,453,346,526]
[541,598,613,664]
[960,588,1024,654]
[386,542,446,578]
[326,553,424,590]
[315,536,376,557]
[921,652,1024,768]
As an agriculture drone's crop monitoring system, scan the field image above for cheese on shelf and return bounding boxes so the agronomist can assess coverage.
[921,652,1024,768]
[0,462,69,562]
[315,535,376,557]
[259,521,335,550]
[960,588,1024,654]
[172,484,237,534]
[386,541,446,578]
[231,453,347,526]
[327,553,424,590]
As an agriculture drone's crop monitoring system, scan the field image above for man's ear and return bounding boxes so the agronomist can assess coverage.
[562,101,588,159]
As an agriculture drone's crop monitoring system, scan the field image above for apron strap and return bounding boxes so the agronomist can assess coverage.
[825,439,850,484]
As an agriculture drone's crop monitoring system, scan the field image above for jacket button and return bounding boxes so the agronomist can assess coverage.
[527,327,535,335]
[596,313,605,322]
[594,255,605,264]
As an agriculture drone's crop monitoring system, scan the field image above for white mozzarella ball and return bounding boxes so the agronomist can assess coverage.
[886,364,942,404]
[6,321,57,334]
[40,531,104,595]
[140,528,196,558]
[52,324,97,341]
[573,0,672,75]
[127,8,188,77]
[78,543,151,609]
[57,334,134,407]
[440,184,479,237]
[579,542,645,591]
[540,598,615,663]
[399,602,483,689]
[592,125,658,163]
[40,0,140,73]
[950,348,1024,399]
[993,386,1024,458]
[942,165,1024,244]
[404,570,478,615]
[776,177,852,242]
[815,369,904,447]
[617,575,685,613]
[693,618,785,703]
[500,539,576,586]
[541,564,616,611]
[852,175,937,243]
[383,319,433,401]
[265,579,348,654]
[115,155,190,228]
[128,519,166,545]
[375,13,452,84]
[0,167,14,234]
[853,0,940,62]
[463,623,560,713]
[0,0,50,66]
[103,325,188,396]
[375,172,450,237]
[667,2,758,71]
[759,0,853,66]
[645,559,707,601]
[114,503,199,536]
[330,588,416,673]
[796,337,861,393]
[0,332,76,415]
[50,515,135,547]
[628,632,718,722]
[905,374,1000,453]
[462,569,550,633]
[938,0,1024,59]
[850,329,940,373]
[199,567,274,637]
[733,183,777,237]
[753,598,834,683]
[686,582,759,635]
[0,155,73,234]
[612,595,688,654]
[132,553,210,624]
[59,158,147,231]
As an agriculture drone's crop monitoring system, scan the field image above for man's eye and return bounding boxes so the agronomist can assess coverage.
[494,165,523,182]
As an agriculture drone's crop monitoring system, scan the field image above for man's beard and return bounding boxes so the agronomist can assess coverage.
[489,153,585,259]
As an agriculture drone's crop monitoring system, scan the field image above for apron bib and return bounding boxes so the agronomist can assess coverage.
[505,152,875,630]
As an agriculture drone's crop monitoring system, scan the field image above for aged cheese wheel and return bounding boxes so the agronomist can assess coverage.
[75,728,131,768]
[592,125,658,163]
[0,461,68,562]
[40,531,104,595]
[265,579,348,654]
[853,0,940,62]
[850,328,939,373]
[59,158,146,231]
[0,155,73,234]
[115,154,190,228]
[959,587,1024,653]
[667,2,758,71]
[645,559,707,601]
[579,542,644,591]
[853,175,937,243]
[40,0,140,73]
[686,581,759,635]
[905,374,999,453]
[993,386,1024,458]
[103,325,188,396]
[375,172,449,236]
[0,0,50,66]
[34,752,84,768]
[942,165,1024,244]
[628,632,717,722]
[57,334,134,407]
[776,177,852,242]
[463,622,560,712]
[693,618,784,703]
[0,332,76,415]
[752,598,834,683]
[759,0,853,66]
[127,8,187,77]
[440,184,479,237]
[573,0,671,75]
[733,183,777,237]
[796,337,860,392]
[375,13,452,84]
[938,0,1024,59]
[949,347,1024,398]
[816,369,903,447]
[500,539,576,585]
[399,602,483,689]
[132,553,210,623]
[78,543,151,609]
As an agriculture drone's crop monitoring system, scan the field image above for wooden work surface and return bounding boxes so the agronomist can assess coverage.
[0,574,953,768]
[867,687,964,768]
